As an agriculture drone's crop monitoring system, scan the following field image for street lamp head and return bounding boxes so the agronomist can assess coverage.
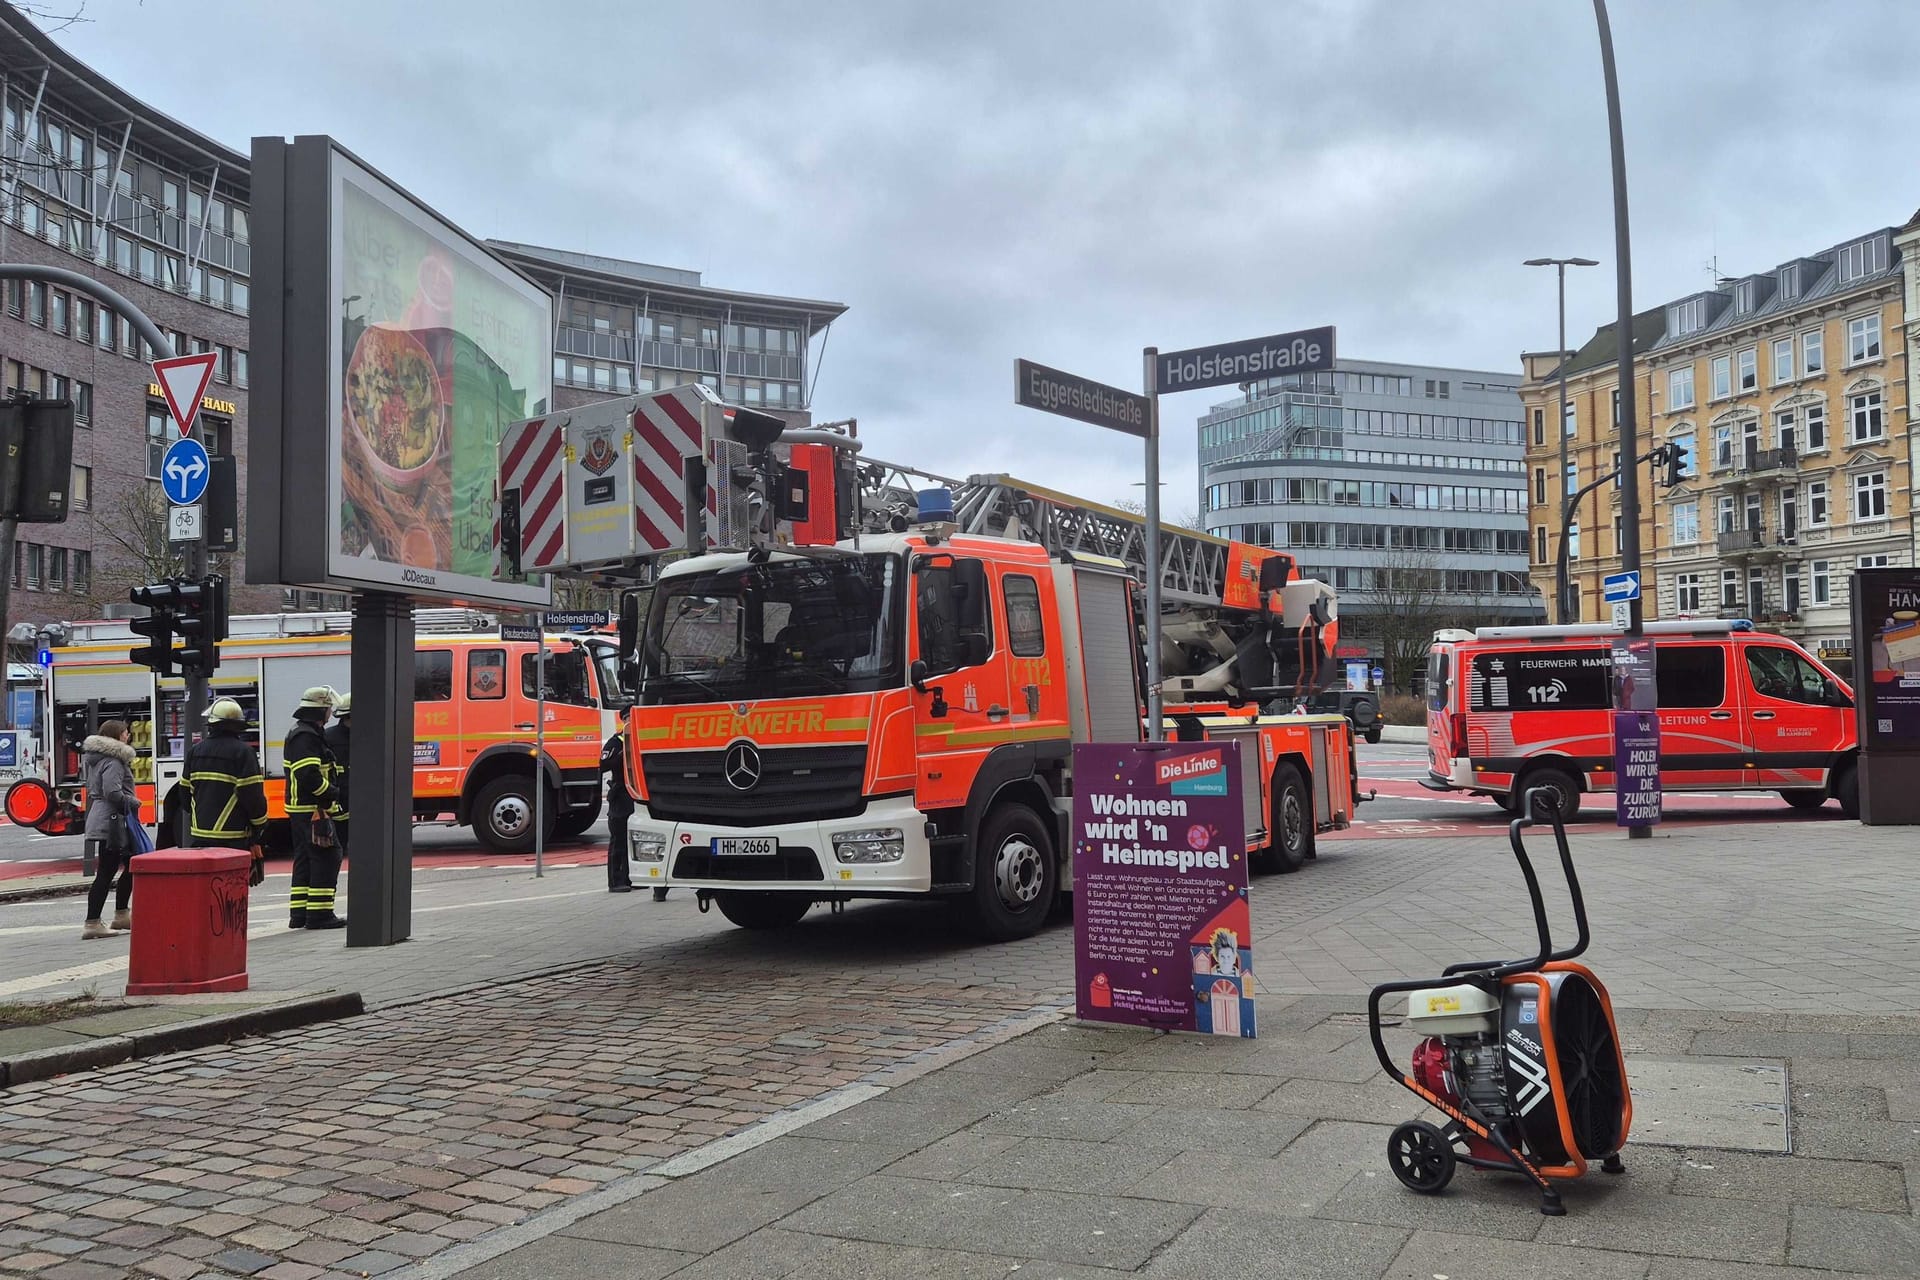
[1523,258,1554,267]
[1524,257,1601,268]
[1569,257,1600,267]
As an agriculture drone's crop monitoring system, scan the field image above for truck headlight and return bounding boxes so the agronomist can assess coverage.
[832,827,904,864]
[628,832,667,863]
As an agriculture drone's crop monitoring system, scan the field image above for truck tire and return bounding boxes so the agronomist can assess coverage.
[1834,762,1860,820]
[963,804,1057,941]
[1780,789,1827,811]
[1365,723,1383,745]
[472,774,554,854]
[714,890,812,930]
[1255,763,1312,874]
[1518,766,1581,823]
[554,797,603,840]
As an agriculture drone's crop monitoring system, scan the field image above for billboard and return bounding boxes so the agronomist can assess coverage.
[249,135,553,608]
[1855,567,1920,751]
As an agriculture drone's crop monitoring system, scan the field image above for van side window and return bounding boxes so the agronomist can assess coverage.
[415,651,452,702]
[1746,645,1828,705]
[1004,575,1045,657]
[468,649,507,700]
[1469,650,1609,711]
[1655,647,1724,709]
[1427,650,1450,711]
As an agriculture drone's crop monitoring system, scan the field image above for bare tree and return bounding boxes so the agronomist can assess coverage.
[1357,546,1503,693]
[1110,496,1201,530]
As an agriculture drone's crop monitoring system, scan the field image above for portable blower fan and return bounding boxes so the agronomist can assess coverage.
[1366,789,1631,1216]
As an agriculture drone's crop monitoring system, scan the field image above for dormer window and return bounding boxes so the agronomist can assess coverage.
[1838,235,1888,283]
[1734,280,1753,313]
[1669,297,1706,336]
[1778,263,1800,301]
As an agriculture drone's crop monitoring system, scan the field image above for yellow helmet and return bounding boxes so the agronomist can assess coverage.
[206,698,245,723]
[333,693,352,716]
[297,686,336,710]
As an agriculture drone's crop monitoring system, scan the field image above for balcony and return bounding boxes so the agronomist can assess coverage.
[1716,525,1787,561]
[1719,445,1798,488]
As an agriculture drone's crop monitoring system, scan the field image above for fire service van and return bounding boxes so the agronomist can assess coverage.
[1422,620,1858,820]
[498,385,1363,941]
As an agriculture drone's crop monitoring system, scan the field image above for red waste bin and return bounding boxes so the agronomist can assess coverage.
[126,848,251,995]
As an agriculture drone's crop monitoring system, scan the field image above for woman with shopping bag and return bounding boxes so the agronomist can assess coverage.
[80,720,140,939]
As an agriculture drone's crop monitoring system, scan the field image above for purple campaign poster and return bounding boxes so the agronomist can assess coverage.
[1613,710,1661,828]
[1072,741,1255,1037]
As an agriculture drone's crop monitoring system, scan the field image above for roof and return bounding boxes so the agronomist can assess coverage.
[1647,227,1902,356]
[0,3,249,190]
[491,241,848,330]
[1553,307,1667,381]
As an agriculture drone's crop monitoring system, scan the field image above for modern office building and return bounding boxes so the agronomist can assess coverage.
[488,242,846,425]
[1199,358,1543,667]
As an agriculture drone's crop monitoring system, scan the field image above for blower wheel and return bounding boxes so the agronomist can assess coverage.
[1387,1120,1456,1193]
[1552,973,1626,1160]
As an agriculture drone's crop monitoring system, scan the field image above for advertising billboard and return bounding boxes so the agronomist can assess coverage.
[249,135,553,608]
[1855,567,1920,751]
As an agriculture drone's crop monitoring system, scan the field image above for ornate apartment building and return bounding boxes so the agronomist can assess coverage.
[1525,222,1914,666]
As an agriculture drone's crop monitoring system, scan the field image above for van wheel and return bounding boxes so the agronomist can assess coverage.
[1781,789,1828,812]
[714,891,811,930]
[1493,793,1519,813]
[1519,767,1581,823]
[472,774,554,853]
[962,804,1057,941]
[1834,763,1860,820]
[1256,763,1312,874]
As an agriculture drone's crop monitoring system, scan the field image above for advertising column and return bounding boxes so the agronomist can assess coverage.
[1610,636,1659,829]
[1073,742,1254,1037]
[1851,568,1920,824]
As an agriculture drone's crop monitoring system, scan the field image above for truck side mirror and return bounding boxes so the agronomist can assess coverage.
[953,558,988,633]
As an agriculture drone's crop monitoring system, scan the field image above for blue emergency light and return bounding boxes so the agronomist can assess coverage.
[917,488,955,523]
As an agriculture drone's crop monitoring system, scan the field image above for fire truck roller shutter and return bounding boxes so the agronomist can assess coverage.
[1068,567,1141,743]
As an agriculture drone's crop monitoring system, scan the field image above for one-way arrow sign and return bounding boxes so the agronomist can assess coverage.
[152,351,219,438]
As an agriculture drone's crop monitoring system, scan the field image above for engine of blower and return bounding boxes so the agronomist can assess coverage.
[1405,983,1510,1162]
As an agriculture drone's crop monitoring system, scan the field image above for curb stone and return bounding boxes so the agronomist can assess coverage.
[2,989,364,1088]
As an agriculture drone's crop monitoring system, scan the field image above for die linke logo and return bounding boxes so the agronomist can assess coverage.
[579,429,619,476]
[1158,748,1228,796]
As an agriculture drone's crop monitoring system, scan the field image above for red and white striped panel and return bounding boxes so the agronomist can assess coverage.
[498,417,568,571]
[630,387,708,554]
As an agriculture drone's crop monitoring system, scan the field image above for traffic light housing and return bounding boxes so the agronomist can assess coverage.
[0,396,76,523]
[1660,443,1687,488]
[128,581,184,677]
[175,576,226,676]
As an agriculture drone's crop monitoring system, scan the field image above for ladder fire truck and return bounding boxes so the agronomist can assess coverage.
[500,385,1360,940]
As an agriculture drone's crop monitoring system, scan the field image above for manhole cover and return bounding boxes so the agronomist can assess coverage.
[1627,1057,1789,1153]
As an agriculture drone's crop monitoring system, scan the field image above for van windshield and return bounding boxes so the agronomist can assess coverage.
[639,553,904,706]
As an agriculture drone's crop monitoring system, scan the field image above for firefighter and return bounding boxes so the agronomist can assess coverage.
[180,700,269,891]
[601,733,632,894]
[325,692,351,860]
[285,687,344,929]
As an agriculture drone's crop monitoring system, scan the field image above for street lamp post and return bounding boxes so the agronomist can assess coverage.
[1525,257,1598,623]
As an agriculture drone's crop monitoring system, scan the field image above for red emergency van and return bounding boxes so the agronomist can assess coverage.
[1423,620,1858,820]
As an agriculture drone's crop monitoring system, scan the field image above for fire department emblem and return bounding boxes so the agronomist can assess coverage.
[579,428,619,476]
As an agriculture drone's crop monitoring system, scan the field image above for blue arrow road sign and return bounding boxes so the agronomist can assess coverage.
[161,437,210,506]
[1602,571,1641,603]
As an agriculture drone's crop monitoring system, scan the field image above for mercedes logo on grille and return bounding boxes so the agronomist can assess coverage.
[724,741,763,792]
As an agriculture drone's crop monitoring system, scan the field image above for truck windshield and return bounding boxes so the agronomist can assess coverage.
[640,553,903,706]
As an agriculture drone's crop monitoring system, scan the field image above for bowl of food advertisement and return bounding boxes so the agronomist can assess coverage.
[345,323,446,495]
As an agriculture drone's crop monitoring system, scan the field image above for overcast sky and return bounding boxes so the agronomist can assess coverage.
[48,1,1920,518]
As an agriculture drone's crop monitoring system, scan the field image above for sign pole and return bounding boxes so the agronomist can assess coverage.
[1143,347,1164,743]
[534,619,546,879]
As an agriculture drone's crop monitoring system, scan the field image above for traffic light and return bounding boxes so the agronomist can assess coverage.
[0,396,76,523]
[175,576,227,676]
[1660,443,1688,489]
[128,581,185,677]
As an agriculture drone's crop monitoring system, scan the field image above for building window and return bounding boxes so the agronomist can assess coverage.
[1669,297,1706,335]
[1612,514,1623,551]
[1710,355,1731,400]
[1838,235,1887,282]
[97,305,114,350]
[1673,501,1699,544]
[235,349,248,388]
[1712,422,1734,469]
[72,550,89,596]
[1802,329,1823,375]
[73,382,91,423]
[26,281,44,326]
[71,465,89,511]
[1771,336,1793,384]
[1535,526,1548,564]
[1668,366,1694,410]
[1853,472,1888,522]
[1564,461,1577,496]
[1563,401,1575,438]
[1721,569,1739,609]
[1734,279,1754,313]
[1779,264,1800,301]
[215,345,233,384]
[1717,494,1737,533]
[1773,409,1796,454]
[1847,313,1883,365]
[1847,390,1883,443]
[25,543,42,591]
[1671,431,1696,476]
[1736,347,1757,392]
[1805,403,1827,450]
[146,403,169,479]
[1675,573,1702,613]
[1534,468,1546,505]
[1568,522,1580,561]
[1532,408,1544,445]
[49,290,66,335]
[47,548,64,592]
[1808,480,1829,527]
[1811,560,1831,606]
[74,298,92,343]
[1859,554,1892,570]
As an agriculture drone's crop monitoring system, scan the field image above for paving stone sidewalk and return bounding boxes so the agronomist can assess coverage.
[449,996,1920,1280]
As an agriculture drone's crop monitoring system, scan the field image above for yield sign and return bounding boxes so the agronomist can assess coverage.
[152,351,219,437]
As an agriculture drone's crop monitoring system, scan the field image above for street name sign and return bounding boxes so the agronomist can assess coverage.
[543,610,611,629]
[1155,325,1336,395]
[1014,358,1150,438]
[152,351,219,438]
[499,623,540,643]
[161,437,211,506]
[1602,570,1641,603]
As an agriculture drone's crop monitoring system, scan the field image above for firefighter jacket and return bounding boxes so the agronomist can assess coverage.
[284,719,339,816]
[324,720,351,821]
[601,734,633,816]
[181,725,269,845]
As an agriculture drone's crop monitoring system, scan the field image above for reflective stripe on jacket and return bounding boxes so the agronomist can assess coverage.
[284,721,336,815]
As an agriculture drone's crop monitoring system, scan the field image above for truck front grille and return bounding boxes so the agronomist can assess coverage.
[641,745,867,828]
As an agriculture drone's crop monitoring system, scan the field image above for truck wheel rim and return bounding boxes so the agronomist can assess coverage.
[492,795,531,838]
[1282,792,1304,851]
[995,834,1044,910]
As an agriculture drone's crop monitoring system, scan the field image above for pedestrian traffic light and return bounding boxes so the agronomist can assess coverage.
[175,576,227,676]
[128,581,185,677]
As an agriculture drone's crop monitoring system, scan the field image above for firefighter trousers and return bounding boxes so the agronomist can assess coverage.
[289,818,343,926]
[606,793,633,890]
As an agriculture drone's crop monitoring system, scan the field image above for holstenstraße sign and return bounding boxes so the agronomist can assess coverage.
[1015,358,1150,438]
[1156,325,1336,394]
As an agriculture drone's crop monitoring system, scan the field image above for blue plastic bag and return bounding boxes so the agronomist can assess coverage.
[127,813,154,855]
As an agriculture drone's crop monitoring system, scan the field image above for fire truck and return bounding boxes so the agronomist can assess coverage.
[499,385,1360,940]
[4,608,626,852]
